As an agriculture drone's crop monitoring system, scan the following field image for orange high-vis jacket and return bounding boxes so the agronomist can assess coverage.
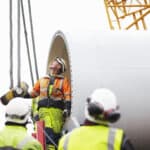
[30,76,71,101]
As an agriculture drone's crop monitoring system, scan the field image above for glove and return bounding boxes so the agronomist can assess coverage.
[63,101,71,119]
[63,109,71,118]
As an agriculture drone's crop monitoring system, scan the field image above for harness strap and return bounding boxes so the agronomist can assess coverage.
[47,75,64,98]
[38,98,64,110]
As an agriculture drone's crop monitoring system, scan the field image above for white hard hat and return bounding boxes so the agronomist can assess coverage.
[55,57,67,73]
[85,88,120,124]
[5,97,30,124]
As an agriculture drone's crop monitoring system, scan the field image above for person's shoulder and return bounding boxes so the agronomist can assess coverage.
[116,127,124,133]
[22,136,43,150]
[0,126,7,136]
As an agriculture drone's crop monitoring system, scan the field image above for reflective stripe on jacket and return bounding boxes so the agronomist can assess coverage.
[58,125,123,150]
[30,76,71,101]
[0,125,42,150]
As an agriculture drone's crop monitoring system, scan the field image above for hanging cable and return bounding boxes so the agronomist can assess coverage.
[17,0,21,87]
[28,0,39,80]
[20,0,34,86]
[10,1,57,148]
[9,0,39,88]
[9,0,14,89]
[27,1,57,147]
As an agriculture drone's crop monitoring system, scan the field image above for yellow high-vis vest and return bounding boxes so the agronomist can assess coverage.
[58,125,123,150]
[0,125,42,150]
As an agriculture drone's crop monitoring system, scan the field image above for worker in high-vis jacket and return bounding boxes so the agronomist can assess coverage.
[0,57,72,150]
[0,97,43,150]
[58,88,134,150]
[28,57,72,150]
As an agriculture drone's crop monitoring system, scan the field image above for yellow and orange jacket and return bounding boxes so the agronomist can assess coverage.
[30,75,71,102]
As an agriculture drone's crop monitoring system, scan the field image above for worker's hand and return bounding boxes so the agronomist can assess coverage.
[63,101,71,119]
[63,109,71,119]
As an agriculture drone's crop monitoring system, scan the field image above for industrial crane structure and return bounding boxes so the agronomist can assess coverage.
[104,0,150,30]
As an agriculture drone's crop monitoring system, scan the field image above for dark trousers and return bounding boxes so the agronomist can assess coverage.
[45,127,61,146]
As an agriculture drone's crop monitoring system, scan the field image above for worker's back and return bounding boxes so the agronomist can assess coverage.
[0,125,42,150]
[0,97,43,150]
[58,88,134,150]
[58,125,123,150]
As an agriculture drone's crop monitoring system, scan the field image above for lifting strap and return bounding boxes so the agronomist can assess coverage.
[20,0,34,86]
[17,0,21,88]
[9,0,39,88]
[28,0,39,80]
[9,0,14,89]
[8,1,58,149]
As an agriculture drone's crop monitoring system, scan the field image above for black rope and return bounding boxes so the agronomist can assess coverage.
[9,0,14,89]
[17,0,21,87]
[28,0,39,80]
[20,0,34,86]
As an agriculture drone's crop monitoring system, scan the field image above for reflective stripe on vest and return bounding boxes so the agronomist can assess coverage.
[108,128,117,150]
[59,79,64,90]
[62,126,123,150]
[17,135,34,149]
[63,133,71,150]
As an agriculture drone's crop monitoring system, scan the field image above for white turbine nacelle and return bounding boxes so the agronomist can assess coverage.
[46,30,150,150]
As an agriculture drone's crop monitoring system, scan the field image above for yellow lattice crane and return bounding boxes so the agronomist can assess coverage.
[104,0,150,30]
